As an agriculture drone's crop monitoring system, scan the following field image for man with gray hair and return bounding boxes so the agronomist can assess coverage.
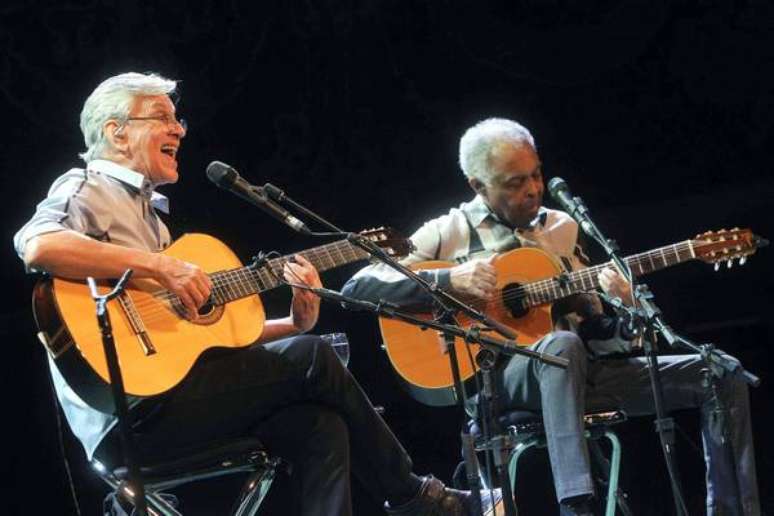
[14,72,503,516]
[343,117,760,515]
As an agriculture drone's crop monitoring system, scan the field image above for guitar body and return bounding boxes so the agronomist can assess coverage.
[378,247,561,406]
[34,233,265,407]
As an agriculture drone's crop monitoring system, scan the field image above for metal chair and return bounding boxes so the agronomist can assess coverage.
[469,410,632,516]
[92,437,287,516]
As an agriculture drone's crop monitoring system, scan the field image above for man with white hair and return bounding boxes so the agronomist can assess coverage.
[13,72,503,516]
[343,118,760,515]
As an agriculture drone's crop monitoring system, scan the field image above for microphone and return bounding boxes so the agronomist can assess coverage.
[206,161,310,234]
[547,177,593,235]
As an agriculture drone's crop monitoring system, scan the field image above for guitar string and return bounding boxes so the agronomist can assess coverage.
[125,240,370,321]
[401,241,698,321]
[130,239,361,308]
[134,243,324,325]
[125,239,738,324]
[130,240,695,323]
[496,241,698,305]
[130,238,694,311]
[453,241,695,309]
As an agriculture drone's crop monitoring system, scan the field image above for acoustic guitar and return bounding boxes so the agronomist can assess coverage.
[32,229,410,412]
[378,228,763,406]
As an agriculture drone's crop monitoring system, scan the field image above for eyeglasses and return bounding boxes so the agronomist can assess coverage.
[125,114,187,132]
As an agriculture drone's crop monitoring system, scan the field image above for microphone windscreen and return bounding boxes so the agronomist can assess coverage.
[206,161,237,187]
[547,177,568,196]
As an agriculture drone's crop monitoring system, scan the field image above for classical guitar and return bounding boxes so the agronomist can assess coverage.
[33,229,410,411]
[378,228,763,405]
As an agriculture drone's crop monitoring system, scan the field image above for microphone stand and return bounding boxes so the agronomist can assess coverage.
[87,270,148,516]
[564,195,758,516]
[260,184,570,516]
[650,304,757,515]
[564,195,689,515]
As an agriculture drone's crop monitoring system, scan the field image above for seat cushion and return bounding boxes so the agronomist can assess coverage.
[112,437,268,481]
[469,409,626,439]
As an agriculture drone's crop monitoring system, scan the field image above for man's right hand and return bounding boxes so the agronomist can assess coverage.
[154,254,213,320]
[449,255,497,300]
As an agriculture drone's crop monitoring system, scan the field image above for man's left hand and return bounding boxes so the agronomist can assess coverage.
[598,266,633,306]
[284,254,322,333]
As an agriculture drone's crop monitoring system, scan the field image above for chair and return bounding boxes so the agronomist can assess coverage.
[87,328,350,515]
[91,437,288,516]
[469,410,633,516]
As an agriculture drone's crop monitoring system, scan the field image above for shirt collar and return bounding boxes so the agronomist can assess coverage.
[463,194,547,230]
[88,159,170,214]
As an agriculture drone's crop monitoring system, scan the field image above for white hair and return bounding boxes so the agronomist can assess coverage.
[458,118,536,184]
[79,72,178,163]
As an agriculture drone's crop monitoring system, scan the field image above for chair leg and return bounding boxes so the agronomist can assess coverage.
[232,464,278,516]
[507,430,632,516]
[507,436,542,496]
[93,461,182,516]
[588,430,632,516]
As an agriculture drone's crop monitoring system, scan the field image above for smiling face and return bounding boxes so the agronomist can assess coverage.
[469,141,544,228]
[105,94,186,185]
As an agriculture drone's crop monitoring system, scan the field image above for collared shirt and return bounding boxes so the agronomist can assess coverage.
[342,193,631,354]
[343,194,584,305]
[13,160,172,459]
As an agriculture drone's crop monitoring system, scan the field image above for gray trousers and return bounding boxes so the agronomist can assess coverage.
[498,331,760,515]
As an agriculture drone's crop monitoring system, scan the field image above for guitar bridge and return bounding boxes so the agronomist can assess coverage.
[117,292,157,356]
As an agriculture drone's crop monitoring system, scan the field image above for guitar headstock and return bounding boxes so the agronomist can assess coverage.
[692,228,766,271]
[359,227,414,258]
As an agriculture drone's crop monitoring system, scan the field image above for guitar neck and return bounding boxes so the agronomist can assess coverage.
[208,239,369,304]
[524,239,697,306]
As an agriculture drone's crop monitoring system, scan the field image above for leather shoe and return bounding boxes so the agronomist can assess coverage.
[385,475,504,516]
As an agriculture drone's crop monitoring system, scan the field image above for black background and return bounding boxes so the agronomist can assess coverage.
[2,1,773,514]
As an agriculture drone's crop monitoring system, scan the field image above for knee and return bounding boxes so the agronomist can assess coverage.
[545,330,585,358]
[285,334,340,369]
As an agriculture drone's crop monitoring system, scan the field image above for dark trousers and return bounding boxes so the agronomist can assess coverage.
[97,335,421,516]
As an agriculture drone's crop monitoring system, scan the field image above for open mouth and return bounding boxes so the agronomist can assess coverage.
[160,144,178,160]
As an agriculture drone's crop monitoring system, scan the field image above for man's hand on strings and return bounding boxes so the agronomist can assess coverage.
[284,254,322,333]
[155,254,213,320]
[450,255,497,301]
[598,266,633,306]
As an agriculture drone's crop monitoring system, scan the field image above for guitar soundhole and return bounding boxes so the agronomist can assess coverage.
[171,297,218,322]
[502,282,529,318]
[198,301,215,317]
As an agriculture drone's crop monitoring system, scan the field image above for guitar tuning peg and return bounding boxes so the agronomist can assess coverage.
[727,260,733,269]
[740,256,747,265]
[714,262,720,272]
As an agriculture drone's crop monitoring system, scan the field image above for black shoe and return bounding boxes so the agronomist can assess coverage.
[559,495,594,516]
[386,475,504,516]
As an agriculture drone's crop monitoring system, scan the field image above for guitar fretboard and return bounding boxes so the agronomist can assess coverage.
[207,239,370,305]
[522,240,696,306]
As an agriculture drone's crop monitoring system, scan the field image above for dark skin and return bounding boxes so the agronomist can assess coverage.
[450,141,631,304]
[468,141,544,230]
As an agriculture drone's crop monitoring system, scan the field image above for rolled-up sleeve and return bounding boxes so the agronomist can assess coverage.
[13,169,113,270]
[342,215,459,307]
